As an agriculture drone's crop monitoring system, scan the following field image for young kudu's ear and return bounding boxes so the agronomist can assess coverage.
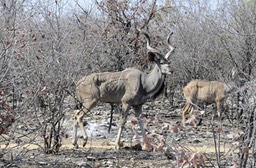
[231,67,239,79]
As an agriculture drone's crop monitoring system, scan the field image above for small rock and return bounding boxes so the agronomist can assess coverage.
[80,163,92,168]
[76,161,92,168]
[106,160,113,165]
[95,111,102,115]
[226,133,234,139]
[143,105,149,110]
[87,156,96,161]
[193,139,201,143]
[175,138,182,141]
[38,161,48,165]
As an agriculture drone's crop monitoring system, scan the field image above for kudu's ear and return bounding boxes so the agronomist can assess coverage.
[229,67,241,81]
[231,67,238,79]
[147,51,156,61]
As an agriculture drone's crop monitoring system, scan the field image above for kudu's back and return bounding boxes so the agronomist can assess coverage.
[76,68,142,104]
[183,80,225,104]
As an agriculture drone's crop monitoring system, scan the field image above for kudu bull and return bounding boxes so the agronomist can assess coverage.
[73,30,175,149]
[181,68,241,127]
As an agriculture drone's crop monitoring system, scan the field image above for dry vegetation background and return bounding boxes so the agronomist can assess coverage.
[0,0,256,167]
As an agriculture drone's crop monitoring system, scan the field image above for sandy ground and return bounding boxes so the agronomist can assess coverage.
[0,100,244,167]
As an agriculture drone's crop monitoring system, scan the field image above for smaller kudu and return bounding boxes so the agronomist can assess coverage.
[73,30,175,149]
[181,68,242,127]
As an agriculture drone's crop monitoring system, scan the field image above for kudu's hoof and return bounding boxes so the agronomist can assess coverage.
[82,138,88,147]
[114,141,124,150]
[73,143,79,149]
[115,145,122,150]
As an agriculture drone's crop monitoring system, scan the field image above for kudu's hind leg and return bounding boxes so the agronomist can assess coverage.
[108,103,115,133]
[73,101,97,148]
[72,110,79,148]
[73,109,87,148]
[73,108,88,148]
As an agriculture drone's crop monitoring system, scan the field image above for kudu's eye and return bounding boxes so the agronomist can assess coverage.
[160,61,170,65]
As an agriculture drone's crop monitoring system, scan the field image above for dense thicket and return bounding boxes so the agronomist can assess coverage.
[0,0,255,166]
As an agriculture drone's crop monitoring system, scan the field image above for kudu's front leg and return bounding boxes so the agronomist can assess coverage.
[115,103,130,149]
[214,100,223,122]
[181,103,193,127]
[133,105,145,141]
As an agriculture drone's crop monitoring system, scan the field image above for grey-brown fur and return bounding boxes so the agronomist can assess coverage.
[182,68,240,127]
[72,30,175,149]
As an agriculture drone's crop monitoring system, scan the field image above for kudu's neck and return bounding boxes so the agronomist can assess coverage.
[224,81,238,94]
[143,63,165,99]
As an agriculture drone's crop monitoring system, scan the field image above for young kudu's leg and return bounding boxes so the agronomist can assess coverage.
[115,103,130,149]
[214,100,223,122]
[182,103,193,127]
